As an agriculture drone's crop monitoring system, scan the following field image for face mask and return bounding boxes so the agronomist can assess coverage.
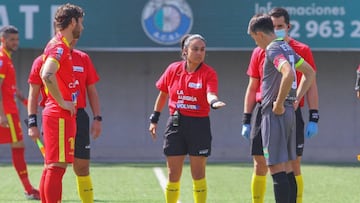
[274,29,286,38]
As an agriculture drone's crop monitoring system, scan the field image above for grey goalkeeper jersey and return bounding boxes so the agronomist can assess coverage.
[261,38,303,109]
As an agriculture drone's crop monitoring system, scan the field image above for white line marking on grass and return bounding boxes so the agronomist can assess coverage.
[153,167,182,203]
[153,167,167,189]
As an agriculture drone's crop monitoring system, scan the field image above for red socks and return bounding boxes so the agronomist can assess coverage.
[40,166,66,203]
[39,167,47,202]
[12,147,33,192]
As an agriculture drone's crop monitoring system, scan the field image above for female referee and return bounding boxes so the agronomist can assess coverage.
[149,34,225,203]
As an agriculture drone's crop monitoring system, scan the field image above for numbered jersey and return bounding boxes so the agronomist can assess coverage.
[262,38,304,109]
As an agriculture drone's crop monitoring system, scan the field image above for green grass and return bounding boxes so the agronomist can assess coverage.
[0,162,358,203]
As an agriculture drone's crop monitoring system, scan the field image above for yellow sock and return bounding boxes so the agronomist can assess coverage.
[165,181,180,203]
[251,174,266,203]
[295,175,304,203]
[76,175,94,203]
[193,178,207,203]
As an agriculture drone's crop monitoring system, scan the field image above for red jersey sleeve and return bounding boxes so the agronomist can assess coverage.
[247,47,265,78]
[206,67,218,94]
[83,53,99,86]
[28,55,43,85]
[156,62,181,93]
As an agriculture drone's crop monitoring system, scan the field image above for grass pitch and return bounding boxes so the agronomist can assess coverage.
[0,162,358,203]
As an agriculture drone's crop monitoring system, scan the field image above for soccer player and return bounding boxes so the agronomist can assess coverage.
[36,3,84,202]
[242,7,319,203]
[0,25,40,200]
[149,34,225,203]
[247,14,315,203]
[28,39,102,202]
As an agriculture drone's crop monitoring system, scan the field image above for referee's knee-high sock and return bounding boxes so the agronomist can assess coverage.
[193,178,207,203]
[251,173,266,203]
[295,175,303,203]
[165,181,180,203]
[287,172,297,203]
[76,175,94,203]
[12,147,33,192]
[271,172,289,203]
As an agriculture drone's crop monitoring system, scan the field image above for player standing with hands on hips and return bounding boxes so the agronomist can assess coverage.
[36,3,84,202]
[27,38,102,202]
[242,7,319,203]
[149,34,225,203]
[247,14,315,203]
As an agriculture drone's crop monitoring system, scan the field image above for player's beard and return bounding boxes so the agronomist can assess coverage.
[72,24,82,39]
[5,43,18,52]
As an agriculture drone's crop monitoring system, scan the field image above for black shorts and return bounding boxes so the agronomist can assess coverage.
[250,103,263,156]
[250,104,305,156]
[295,107,305,156]
[163,114,212,157]
[75,108,90,159]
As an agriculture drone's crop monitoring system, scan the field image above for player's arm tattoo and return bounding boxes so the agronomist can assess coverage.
[43,72,54,84]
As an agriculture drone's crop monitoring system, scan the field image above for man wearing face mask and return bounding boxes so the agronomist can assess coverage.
[242,7,319,203]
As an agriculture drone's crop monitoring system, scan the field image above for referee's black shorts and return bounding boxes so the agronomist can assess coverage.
[295,107,305,156]
[163,114,212,157]
[250,103,263,156]
[75,108,91,159]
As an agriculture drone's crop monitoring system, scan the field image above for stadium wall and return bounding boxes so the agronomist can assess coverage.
[0,49,357,164]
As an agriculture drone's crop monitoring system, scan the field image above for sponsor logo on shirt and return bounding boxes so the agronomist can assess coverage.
[55,48,64,60]
[73,66,84,72]
[178,95,197,102]
[68,80,79,88]
[72,91,78,104]
[176,103,199,110]
[188,82,202,89]
[176,89,199,110]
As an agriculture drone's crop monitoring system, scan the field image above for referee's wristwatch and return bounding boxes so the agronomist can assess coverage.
[93,115,102,122]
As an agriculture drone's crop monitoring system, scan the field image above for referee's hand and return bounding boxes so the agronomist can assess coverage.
[149,123,157,140]
[91,121,102,140]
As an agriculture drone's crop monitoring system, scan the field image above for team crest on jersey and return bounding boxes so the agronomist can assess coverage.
[141,0,193,45]
[73,66,84,72]
[0,60,2,68]
[55,48,64,60]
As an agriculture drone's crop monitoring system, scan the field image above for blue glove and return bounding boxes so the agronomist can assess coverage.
[305,121,318,139]
[241,124,251,140]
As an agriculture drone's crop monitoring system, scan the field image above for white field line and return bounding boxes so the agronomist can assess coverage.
[153,167,182,203]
